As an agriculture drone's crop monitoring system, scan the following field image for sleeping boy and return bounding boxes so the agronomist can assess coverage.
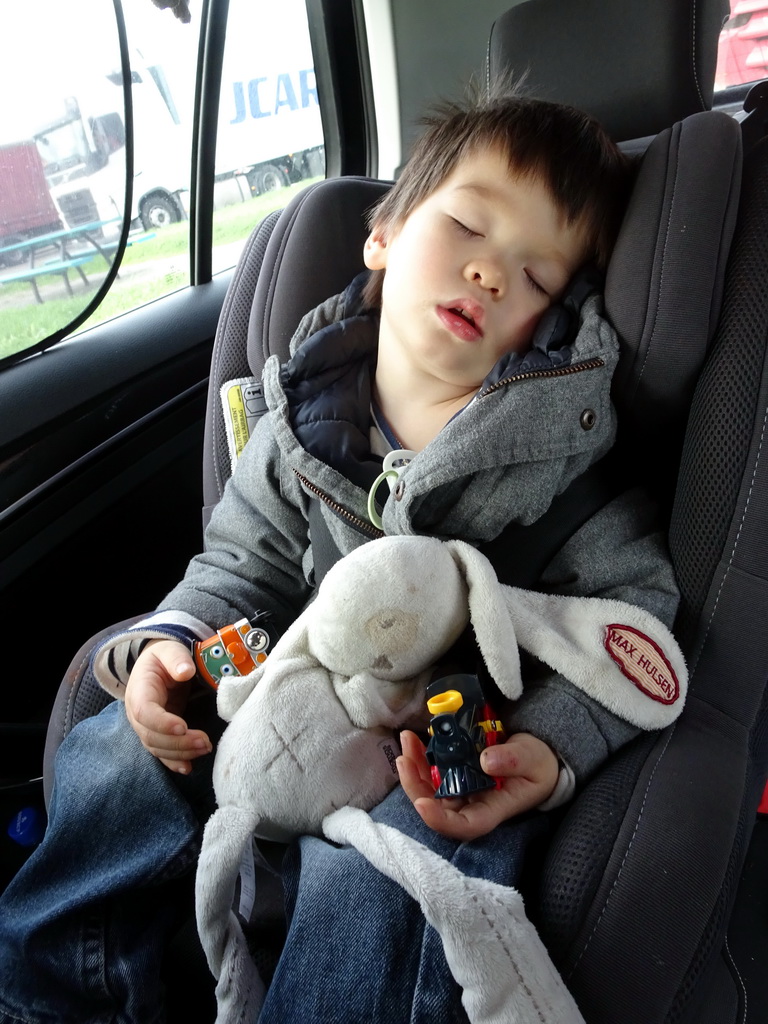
[0,85,680,1024]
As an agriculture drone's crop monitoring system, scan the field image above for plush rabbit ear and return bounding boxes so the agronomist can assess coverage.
[216,616,313,721]
[444,540,522,698]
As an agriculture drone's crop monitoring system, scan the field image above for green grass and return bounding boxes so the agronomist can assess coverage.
[0,178,321,361]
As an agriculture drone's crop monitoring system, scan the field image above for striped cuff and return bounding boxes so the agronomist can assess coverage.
[538,757,577,812]
[91,611,214,699]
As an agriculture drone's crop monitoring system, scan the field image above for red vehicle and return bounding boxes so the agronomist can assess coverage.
[0,141,61,265]
[716,0,768,88]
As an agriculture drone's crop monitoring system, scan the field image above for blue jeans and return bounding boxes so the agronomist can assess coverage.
[0,701,550,1024]
[259,787,551,1024]
[0,700,216,1024]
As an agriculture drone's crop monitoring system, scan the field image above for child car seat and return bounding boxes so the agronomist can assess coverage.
[490,2,768,1022]
[44,0,768,1020]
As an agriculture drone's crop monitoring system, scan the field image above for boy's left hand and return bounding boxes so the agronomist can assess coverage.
[397,730,559,841]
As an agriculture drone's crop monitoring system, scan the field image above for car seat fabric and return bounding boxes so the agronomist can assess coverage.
[607,110,742,483]
[672,129,768,656]
[537,125,768,1024]
[245,175,390,369]
[487,0,729,143]
[203,210,281,522]
[42,615,143,806]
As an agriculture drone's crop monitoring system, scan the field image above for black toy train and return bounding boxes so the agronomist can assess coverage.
[425,670,505,799]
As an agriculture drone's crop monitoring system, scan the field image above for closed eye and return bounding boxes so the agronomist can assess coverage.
[450,216,481,238]
[524,270,548,297]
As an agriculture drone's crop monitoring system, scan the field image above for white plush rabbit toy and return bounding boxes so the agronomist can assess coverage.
[195,534,687,1024]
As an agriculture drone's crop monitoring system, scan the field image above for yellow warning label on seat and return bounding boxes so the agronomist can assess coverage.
[220,377,267,472]
[226,385,250,459]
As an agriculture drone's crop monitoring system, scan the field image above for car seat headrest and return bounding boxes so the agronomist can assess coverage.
[607,110,742,472]
[247,177,390,371]
[488,0,729,142]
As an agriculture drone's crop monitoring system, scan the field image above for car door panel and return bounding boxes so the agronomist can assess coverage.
[0,277,230,760]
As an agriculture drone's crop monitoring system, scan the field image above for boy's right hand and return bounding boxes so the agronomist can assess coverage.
[125,639,213,773]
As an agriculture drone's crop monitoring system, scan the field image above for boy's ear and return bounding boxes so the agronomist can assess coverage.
[363,227,388,270]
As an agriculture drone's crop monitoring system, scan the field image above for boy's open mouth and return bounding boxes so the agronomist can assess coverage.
[452,307,476,327]
[437,302,484,341]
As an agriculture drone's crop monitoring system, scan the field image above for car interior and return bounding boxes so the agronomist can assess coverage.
[2,0,768,1021]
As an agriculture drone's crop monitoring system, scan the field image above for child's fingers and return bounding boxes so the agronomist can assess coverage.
[160,758,194,774]
[157,745,211,774]
[151,643,197,682]
[397,730,439,795]
[133,696,187,739]
[125,640,206,765]
[142,725,212,761]
[400,730,560,839]
[398,729,425,756]
[480,732,558,790]
[396,751,435,804]
[397,730,467,816]
[398,731,431,778]
[412,795,503,841]
[129,692,212,766]
[145,731,213,775]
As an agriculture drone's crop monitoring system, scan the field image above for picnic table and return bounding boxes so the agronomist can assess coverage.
[0,220,155,304]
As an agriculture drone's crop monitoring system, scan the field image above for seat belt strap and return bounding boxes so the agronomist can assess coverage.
[308,498,345,587]
[308,455,622,590]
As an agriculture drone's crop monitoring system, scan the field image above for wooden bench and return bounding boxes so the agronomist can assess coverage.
[88,229,157,255]
[0,230,156,302]
[0,256,93,304]
[116,230,156,250]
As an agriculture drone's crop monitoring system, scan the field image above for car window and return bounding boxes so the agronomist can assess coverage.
[0,0,324,365]
[0,0,198,364]
[716,0,768,90]
[210,0,325,275]
[0,0,131,363]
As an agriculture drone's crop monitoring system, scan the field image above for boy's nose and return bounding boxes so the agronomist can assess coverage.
[465,259,504,297]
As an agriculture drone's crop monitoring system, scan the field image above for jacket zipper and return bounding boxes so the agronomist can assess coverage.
[477,357,605,398]
[295,356,605,533]
[294,471,385,538]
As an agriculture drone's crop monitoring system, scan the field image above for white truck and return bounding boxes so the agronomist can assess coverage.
[215,67,325,197]
[210,0,325,200]
[34,67,190,235]
[34,49,324,235]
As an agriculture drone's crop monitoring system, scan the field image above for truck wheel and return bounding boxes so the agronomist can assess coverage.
[0,235,26,267]
[140,194,180,230]
[249,164,289,195]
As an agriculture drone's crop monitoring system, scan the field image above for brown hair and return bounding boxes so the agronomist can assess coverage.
[362,83,632,309]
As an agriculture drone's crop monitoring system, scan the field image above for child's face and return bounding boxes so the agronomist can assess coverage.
[365,147,589,392]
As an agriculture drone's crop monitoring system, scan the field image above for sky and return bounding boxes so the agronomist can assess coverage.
[0,0,321,188]
[0,0,198,144]
[0,0,318,147]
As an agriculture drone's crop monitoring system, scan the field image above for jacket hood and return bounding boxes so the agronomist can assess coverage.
[263,272,619,543]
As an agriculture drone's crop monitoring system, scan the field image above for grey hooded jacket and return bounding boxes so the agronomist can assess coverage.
[147,278,680,784]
